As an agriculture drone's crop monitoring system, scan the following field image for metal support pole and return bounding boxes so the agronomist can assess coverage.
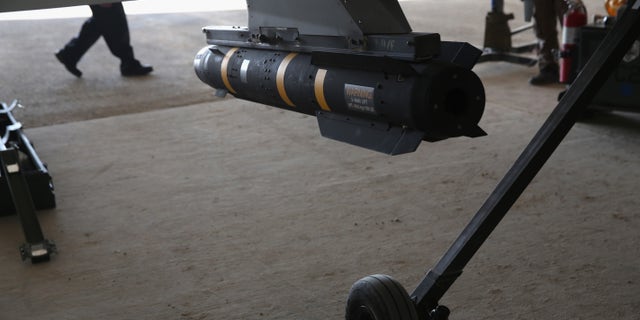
[411,1,640,317]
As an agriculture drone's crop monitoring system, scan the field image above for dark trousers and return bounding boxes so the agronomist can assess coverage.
[533,0,568,70]
[61,3,136,67]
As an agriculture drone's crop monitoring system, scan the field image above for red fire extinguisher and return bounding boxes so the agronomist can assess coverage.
[559,1,588,84]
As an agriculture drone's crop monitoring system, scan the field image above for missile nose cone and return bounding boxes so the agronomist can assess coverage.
[194,46,224,88]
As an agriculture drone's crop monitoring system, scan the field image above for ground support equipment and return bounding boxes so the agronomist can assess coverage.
[1,100,56,263]
[478,0,537,66]
[574,20,640,113]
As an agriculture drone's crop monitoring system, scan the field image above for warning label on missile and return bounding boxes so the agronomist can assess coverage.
[344,84,376,115]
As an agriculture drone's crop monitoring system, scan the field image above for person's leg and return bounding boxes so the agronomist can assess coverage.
[530,0,563,85]
[92,4,135,63]
[55,7,102,77]
[555,0,569,23]
[93,3,152,76]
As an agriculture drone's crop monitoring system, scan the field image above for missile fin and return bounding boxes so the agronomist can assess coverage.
[316,111,424,155]
[465,125,487,138]
[437,41,483,69]
[214,89,228,98]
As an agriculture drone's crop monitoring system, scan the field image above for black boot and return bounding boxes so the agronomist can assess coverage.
[120,60,153,77]
[529,64,559,86]
[55,50,82,77]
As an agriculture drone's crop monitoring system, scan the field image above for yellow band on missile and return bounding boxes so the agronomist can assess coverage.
[221,47,238,94]
[276,53,298,107]
[314,69,331,111]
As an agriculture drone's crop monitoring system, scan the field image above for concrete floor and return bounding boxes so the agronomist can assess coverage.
[1,1,639,319]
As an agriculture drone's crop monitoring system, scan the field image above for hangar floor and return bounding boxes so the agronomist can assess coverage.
[1,1,638,319]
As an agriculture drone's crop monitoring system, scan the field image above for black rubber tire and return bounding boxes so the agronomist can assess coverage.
[345,274,419,320]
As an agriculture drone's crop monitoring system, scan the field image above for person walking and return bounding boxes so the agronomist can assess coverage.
[55,3,153,77]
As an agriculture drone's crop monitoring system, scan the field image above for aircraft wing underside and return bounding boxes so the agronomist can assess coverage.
[0,0,123,13]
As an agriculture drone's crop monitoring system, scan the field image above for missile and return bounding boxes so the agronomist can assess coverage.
[194,0,487,155]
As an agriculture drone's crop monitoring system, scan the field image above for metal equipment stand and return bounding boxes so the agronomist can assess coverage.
[478,0,538,66]
[1,100,56,263]
[346,1,640,319]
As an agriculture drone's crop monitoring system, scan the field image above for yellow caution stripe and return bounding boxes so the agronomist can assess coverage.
[276,53,298,107]
[221,47,238,94]
[314,69,331,111]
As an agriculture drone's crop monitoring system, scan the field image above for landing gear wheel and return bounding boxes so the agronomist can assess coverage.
[345,274,419,320]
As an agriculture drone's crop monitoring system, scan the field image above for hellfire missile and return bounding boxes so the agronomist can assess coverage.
[194,0,487,155]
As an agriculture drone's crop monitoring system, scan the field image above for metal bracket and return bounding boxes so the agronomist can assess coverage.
[20,239,57,263]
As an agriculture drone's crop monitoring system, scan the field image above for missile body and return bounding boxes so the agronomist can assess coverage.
[196,45,485,143]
